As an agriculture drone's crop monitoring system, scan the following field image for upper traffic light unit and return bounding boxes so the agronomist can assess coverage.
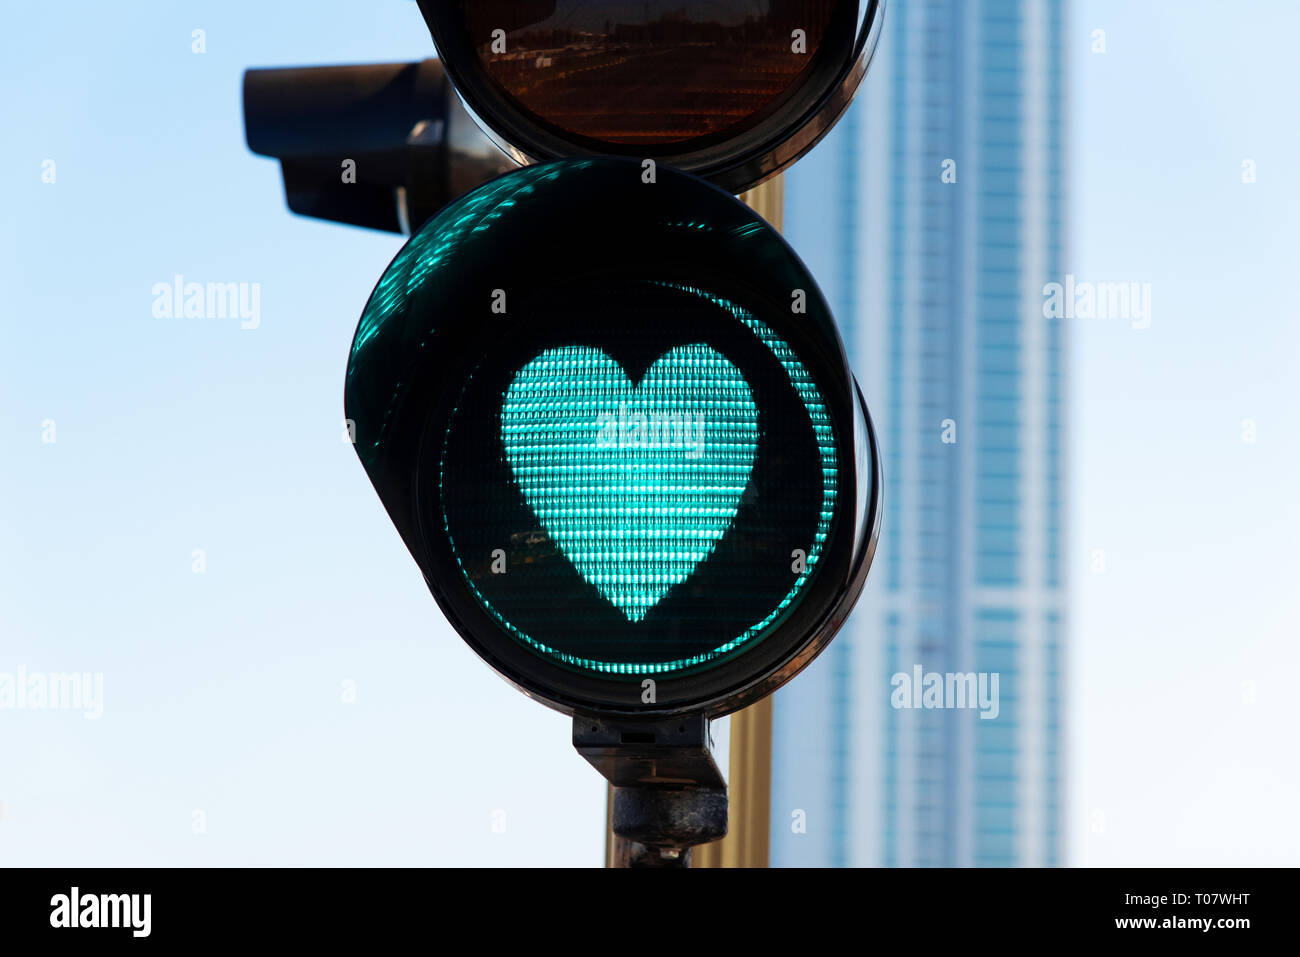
[415,0,885,193]
[245,2,886,233]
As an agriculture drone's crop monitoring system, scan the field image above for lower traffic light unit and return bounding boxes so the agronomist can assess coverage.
[344,157,881,860]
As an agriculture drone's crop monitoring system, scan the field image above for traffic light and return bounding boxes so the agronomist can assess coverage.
[414,1,886,192]
[247,2,886,866]
[345,157,879,716]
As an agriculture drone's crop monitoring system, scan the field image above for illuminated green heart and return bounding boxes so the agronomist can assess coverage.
[502,344,758,622]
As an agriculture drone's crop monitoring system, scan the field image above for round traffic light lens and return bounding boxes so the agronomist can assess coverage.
[417,1,885,192]
[458,1,852,146]
[345,158,879,714]
[437,278,839,677]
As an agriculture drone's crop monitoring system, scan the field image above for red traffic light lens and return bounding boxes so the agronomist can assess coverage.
[464,2,845,146]
[417,1,884,193]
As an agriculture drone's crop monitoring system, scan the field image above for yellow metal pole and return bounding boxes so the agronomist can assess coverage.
[737,174,786,232]
[692,698,774,868]
[603,175,784,869]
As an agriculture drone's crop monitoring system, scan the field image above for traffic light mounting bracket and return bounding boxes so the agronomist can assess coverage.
[573,713,727,867]
[243,59,516,234]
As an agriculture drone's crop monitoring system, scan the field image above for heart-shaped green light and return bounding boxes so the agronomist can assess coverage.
[502,344,758,622]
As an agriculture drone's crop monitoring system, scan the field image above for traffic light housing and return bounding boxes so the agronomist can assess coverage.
[415,0,886,193]
[245,11,887,862]
[345,158,879,716]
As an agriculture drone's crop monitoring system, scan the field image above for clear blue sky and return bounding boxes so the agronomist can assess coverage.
[1,0,1297,866]
[1069,0,1300,865]
[0,0,604,866]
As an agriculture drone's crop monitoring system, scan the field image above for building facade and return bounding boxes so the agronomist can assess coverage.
[771,0,1068,867]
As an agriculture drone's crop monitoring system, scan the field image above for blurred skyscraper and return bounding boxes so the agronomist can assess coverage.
[771,0,1068,866]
